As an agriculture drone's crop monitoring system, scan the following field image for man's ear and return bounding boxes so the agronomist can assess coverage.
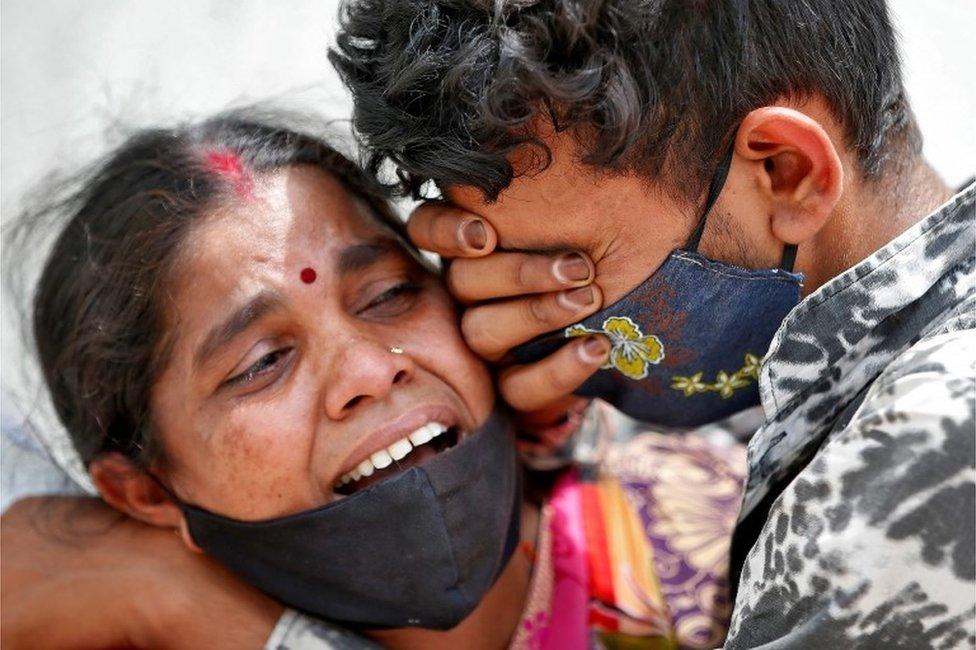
[735,107,844,245]
[89,453,203,553]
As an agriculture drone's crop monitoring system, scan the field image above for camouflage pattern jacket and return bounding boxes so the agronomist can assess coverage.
[725,181,975,649]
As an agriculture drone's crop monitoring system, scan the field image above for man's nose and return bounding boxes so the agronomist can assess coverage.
[323,338,414,420]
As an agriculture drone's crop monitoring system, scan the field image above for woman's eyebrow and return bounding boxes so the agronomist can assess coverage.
[337,239,402,276]
[194,289,284,366]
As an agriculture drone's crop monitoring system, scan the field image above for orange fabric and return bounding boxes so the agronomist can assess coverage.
[597,476,670,637]
[580,481,616,607]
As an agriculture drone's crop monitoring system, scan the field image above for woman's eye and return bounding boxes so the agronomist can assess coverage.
[224,347,293,388]
[357,280,423,316]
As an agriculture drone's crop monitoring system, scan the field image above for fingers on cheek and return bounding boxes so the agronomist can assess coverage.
[513,253,591,295]
[499,336,608,411]
[408,202,497,258]
[447,251,595,306]
[405,206,430,246]
[458,280,605,362]
[575,334,611,366]
[460,309,509,362]
[406,204,449,253]
[456,217,494,255]
[522,284,602,333]
[445,261,480,304]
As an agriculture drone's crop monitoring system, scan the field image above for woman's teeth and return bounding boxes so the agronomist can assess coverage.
[337,422,449,486]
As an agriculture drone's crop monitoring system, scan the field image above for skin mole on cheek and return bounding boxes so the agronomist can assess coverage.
[300,267,317,284]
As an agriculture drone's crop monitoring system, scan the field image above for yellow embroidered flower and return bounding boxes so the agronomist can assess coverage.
[669,352,762,399]
[671,372,708,397]
[741,353,761,380]
[603,317,665,379]
[565,316,665,380]
[712,370,750,399]
[565,324,591,339]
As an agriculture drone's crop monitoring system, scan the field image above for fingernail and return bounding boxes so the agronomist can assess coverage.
[557,286,595,311]
[578,336,610,363]
[459,219,488,251]
[552,252,591,284]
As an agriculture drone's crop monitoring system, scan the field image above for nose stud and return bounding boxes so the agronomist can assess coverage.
[390,346,404,355]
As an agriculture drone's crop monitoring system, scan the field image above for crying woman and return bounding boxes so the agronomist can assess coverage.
[2,114,746,650]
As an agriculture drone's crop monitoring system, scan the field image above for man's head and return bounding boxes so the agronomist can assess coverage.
[331,0,928,300]
[332,0,917,198]
[328,0,957,439]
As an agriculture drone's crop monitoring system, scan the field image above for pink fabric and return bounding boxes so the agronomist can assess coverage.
[509,501,554,650]
[542,470,589,650]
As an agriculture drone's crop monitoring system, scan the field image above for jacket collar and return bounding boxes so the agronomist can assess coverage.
[742,180,976,516]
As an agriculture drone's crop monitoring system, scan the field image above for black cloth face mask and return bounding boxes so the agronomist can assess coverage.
[159,409,521,631]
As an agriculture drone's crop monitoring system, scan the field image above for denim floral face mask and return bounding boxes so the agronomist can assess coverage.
[512,147,804,428]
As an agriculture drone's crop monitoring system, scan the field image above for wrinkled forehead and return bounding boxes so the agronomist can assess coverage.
[144,165,424,393]
[230,166,394,246]
[157,165,416,334]
[180,166,403,278]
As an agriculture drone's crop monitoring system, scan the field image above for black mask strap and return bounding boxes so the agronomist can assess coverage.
[779,243,799,272]
[685,142,800,273]
[685,143,735,252]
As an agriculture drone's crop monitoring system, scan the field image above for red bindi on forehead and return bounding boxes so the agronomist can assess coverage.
[300,267,317,284]
[205,150,253,198]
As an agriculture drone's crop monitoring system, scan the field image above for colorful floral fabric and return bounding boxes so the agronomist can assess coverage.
[511,469,677,650]
[608,435,746,649]
[510,432,745,650]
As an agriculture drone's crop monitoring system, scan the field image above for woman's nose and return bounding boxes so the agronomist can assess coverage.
[324,339,414,419]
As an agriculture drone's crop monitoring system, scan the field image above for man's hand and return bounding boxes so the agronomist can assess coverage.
[513,395,592,457]
[1,496,282,649]
[407,201,611,414]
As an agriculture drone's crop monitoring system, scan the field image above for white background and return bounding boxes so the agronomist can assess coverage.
[1,0,974,468]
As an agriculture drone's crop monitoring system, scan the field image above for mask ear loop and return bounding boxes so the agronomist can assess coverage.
[684,143,735,252]
[684,142,801,273]
[779,243,799,272]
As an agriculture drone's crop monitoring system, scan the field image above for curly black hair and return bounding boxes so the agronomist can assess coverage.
[330,0,920,202]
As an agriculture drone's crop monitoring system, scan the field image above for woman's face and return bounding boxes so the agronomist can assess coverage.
[150,165,494,520]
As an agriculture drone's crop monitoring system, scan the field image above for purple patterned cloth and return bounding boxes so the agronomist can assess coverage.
[607,433,746,649]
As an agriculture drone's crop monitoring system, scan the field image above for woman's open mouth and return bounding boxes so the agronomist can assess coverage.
[333,422,462,496]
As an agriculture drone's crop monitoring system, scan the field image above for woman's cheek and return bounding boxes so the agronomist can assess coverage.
[420,316,494,421]
[200,396,320,517]
[399,288,493,422]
